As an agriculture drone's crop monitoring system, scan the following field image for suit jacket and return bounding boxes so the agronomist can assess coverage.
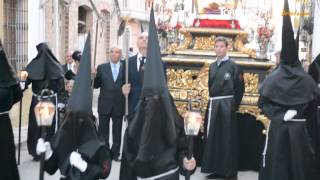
[62,64,68,73]
[125,55,143,114]
[94,62,125,116]
[123,55,167,114]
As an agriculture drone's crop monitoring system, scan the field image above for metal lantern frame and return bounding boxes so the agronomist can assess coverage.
[34,89,56,180]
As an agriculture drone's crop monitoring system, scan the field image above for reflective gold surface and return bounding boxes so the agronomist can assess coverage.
[163,56,276,69]
[177,31,192,50]
[244,73,259,94]
[193,35,215,50]
[238,105,269,131]
[168,27,256,57]
[234,35,257,58]
[167,63,209,118]
[166,60,273,131]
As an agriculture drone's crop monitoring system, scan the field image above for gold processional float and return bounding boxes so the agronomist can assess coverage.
[162,27,275,132]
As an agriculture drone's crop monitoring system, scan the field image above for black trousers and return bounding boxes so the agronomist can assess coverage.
[98,113,123,157]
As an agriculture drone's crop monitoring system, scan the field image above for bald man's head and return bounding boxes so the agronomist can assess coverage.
[110,46,122,63]
[137,32,148,53]
[66,51,74,64]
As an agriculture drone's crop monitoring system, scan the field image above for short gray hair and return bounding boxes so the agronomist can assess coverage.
[215,36,228,46]
[110,46,122,53]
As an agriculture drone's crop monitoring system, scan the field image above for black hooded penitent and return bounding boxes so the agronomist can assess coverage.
[26,43,64,80]
[259,0,318,105]
[126,6,178,162]
[50,34,104,176]
[0,40,18,87]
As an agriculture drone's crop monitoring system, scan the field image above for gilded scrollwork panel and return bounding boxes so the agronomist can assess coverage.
[167,65,269,130]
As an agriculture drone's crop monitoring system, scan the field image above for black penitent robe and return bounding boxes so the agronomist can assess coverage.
[0,84,22,180]
[308,55,320,175]
[120,96,193,180]
[201,59,244,176]
[25,77,65,158]
[45,113,112,180]
[44,142,111,180]
[258,96,316,180]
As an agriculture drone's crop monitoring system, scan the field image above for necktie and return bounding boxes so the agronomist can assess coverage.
[139,56,146,79]
[112,64,118,82]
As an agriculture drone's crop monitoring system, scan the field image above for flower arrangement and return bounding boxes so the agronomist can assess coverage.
[257,26,273,46]
[256,10,274,57]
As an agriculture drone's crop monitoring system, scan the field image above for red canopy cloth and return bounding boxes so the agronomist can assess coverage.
[193,19,241,29]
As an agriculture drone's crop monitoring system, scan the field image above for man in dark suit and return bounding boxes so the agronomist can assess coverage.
[93,47,125,161]
[122,32,148,113]
[62,51,74,73]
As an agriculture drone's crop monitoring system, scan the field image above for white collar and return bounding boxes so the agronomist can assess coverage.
[137,52,146,61]
[216,56,229,62]
[110,61,120,66]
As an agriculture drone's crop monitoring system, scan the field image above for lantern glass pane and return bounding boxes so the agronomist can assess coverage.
[34,101,55,126]
[184,111,202,136]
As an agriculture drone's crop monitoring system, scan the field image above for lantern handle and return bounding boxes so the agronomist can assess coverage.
[187,98,202,112]
[37,89,55,101]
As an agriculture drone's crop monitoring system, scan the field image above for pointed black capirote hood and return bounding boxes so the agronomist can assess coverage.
[280,0,299,64]
[259,0,319,105]
[126,6,178,161]
[295,25,300,52]
[67,34,92,115]
[141,7,168,97]
[0,40,18,87]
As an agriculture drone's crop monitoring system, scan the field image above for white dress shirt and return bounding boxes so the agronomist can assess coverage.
[216,56,229,66]
[110,61,120,81]
[137,53,146,71]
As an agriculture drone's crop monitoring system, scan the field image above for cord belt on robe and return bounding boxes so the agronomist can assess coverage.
[207,95,233,137]
[32,92,59,133]
[0,111,10,116]
[137,166,179,180]
[262,118,306,167]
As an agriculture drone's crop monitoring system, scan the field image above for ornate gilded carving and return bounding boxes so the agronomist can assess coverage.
[234,34,257,58]
[244,73,259,94]
[177,30,192,50]
[167,63,210,116]
[193,35,215,50]
[163,57,275,69]
[238,105,269,131]
[167,43,178,54]
[165,61,272,132]
[241,94,259,105]
[172,27,256,57]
